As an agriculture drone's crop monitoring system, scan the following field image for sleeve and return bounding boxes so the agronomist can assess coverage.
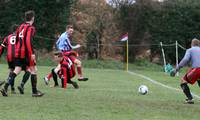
[26,27,35,59]
[0,37,8,57]
[30,27,36,54]
[71,44,80,49]
[66,37,81,50]
[31,27,36,37]
[176,49,191,70]
[56,34,63,50]
[1,37,8,47]
[66,37,73,49]
[0,46,4,57]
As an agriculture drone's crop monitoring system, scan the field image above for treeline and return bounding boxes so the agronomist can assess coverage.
[1,0,200,63]
[0,0,74,51]
[116,0,200,63]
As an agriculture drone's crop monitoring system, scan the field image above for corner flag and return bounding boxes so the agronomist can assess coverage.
[120,33,129,71]
[120,33,128,41]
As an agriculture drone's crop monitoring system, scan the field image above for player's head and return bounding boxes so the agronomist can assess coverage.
[53,51,62,57]
[191,38,200,47]
[9,24,19,34]
[25,10,35,25]
[53,51,63,62]
[66,25,74,36]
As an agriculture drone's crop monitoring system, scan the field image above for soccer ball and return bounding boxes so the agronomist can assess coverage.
[138,85,148,95]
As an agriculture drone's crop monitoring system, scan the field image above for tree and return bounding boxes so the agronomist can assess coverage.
[0,0,74,50]
[70,0,120,59]
[111,0,200,63]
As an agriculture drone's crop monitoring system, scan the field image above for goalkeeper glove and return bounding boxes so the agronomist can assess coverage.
[170,69,177,77]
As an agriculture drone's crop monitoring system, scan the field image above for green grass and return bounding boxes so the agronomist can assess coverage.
[82,59,163,71]
[0,64,200,120]
[82,59,124,70]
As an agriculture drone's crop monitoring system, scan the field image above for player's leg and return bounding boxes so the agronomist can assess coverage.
[50,64,61,87]
[61,78,79,89]
[195,68,200,87]
[195,68,200,95]
[67,64,78,89]
[180,79,193,104]
[1,66,21,96]
[1,58,24,96]
[61,65,79,89]
[61,66,67,88]
[180,69,195,104]
[69,80,79,89]
[0,81,5,87]
[10,68,16,94]
[43,72,53,85]
[44,55,62,85]
[73,58,88,81]
[17,67,31,94]
[8,62,16,94]
[47,53,63,86]
[20,70,31,88]
[197,80,200,87]
[29,65,44,97]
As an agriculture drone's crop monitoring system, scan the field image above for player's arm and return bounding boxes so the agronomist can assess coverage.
[170,50,190,77]
[0,46,4,57]
[71,44,81,49]
[0,37,8,57]
[66,37,80,50]
[176,49,191,71]
[26,27,35,61]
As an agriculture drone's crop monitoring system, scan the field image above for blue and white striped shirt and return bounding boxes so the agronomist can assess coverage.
[56,32,72,51]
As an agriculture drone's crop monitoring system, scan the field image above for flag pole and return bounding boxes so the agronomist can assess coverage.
[126,39,129,71]
[176,41,179,76]
[121,33,128,71]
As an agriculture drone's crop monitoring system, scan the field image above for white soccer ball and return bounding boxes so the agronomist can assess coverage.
[138,85,148,95]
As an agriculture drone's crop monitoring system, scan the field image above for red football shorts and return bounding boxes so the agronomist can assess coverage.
[183,68,200,84]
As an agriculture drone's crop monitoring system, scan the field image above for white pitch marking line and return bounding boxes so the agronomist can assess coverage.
[127,71,200,99]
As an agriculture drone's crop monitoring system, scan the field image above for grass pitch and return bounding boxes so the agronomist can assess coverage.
[0,64,200,120]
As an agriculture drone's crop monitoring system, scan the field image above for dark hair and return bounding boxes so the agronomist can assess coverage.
[53,51,62,57]
[9,24,19,33]
[25,10,35,21]
[66,25,73,29]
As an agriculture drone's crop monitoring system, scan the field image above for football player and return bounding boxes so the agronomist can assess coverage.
[171,38,200,104]
[53,51,79,89]
[44,25,88,86]
[0,10,44,97]
[0,24,31,94]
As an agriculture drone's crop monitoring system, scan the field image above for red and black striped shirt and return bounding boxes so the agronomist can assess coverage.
[60,56,76,88]
[15,23,35,60]
[1,34,16,62]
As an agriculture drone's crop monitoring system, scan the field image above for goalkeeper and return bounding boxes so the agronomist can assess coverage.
[170,38,200,104]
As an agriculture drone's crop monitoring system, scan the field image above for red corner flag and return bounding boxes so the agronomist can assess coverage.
[120,33,128,42]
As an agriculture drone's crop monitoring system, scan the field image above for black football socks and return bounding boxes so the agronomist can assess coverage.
[20,71,31,88]
[197,80,200,88]
[4,72,17,91]
[52,68,58,86]
[31,74,37,94]
[180,83,193,100]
